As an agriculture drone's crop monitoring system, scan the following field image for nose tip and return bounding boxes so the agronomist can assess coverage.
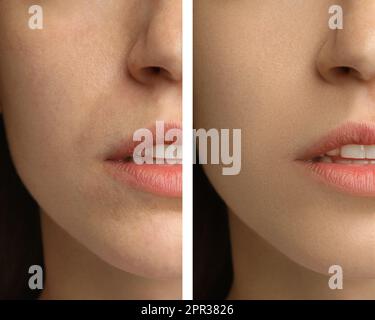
[127,2,182,85]
[128,48,182,84]
[317,38,375,83]
[317,3,375,84]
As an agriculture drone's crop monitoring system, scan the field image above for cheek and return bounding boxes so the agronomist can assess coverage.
[1,55,78,184]
[194,4,330,201]
[0,18,108,185]
[194,1,328,131]
[0,38,98,221]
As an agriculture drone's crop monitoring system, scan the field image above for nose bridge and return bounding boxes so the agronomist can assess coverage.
[340,2,375,72]
[146,1,182,78]
[147,0,181,50]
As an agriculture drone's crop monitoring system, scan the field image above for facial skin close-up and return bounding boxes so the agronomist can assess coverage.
[0,0,181,299]
[195,0,375,299]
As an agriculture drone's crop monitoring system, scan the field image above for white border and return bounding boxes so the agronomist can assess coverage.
[182,0,193,300]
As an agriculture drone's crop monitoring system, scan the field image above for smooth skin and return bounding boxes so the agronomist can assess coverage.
[0,0,181,299]
[195,0,375,299]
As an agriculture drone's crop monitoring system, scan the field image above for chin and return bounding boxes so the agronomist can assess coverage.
[274,236,375,279]
[89,221,183,280]
[103,244,182,280]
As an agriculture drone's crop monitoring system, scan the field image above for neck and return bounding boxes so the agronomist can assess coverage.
[227,211,375,300]
[39,212,181,300]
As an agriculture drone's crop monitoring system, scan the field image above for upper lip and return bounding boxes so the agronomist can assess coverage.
[106,122,182,162]
[298,122,375,161]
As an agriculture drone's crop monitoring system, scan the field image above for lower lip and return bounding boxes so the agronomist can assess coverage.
[298,161,375,196]
[105,160,182,197]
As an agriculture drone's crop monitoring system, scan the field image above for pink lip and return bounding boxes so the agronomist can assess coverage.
[297,122,375,196]
[104,123,182,198]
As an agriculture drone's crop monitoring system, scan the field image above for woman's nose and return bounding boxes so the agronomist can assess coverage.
[317,1,375,84]
[127,0,182,86]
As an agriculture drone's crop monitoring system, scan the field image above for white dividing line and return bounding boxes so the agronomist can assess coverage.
[182,0,193,301]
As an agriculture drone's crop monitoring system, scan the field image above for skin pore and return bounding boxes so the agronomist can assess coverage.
[0,0,181,299]
[195,0,375,299]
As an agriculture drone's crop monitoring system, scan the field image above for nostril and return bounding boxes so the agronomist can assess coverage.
[131,64,176,84]
[335,66,351,76]
[339,66,351,74]
[143,66,174,81]
[330,66,363,80]
[132,67,164,84]
[149,66,162,75]
[144,66,169,79]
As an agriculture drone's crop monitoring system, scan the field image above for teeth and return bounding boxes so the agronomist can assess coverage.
[320,158,375,164]
[321,156,332,163]
[366,145,375,158]
[153,145,167,160]
[320,144,375,164]
[141,145,181,160]
[133,144,182,163]
[340,144,366,159]
[324,145,375,160]
[326,148,340,156]
[164,145,182,161]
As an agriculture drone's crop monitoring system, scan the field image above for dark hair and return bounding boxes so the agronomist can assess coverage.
[193,165,233,299]
[0,116,43,300]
